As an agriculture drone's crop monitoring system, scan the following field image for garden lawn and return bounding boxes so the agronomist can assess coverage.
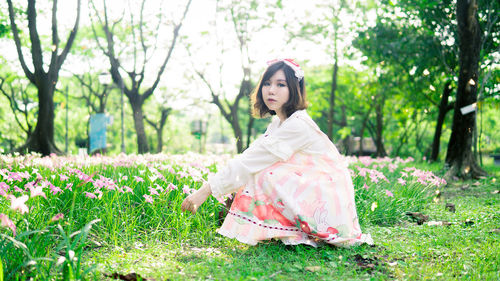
[85,164,499,280]
[86,168,500,280]
[0,154,498,280]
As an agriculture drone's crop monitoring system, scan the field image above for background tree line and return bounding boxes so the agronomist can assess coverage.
[0,0,498,179]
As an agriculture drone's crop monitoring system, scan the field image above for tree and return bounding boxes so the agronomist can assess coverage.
[445,0,489,179]
[0,73,36,141]
[144,106,172,153]
[354,0,498,161]
[89,0,192,154]
[7,0,81,155]
[186,0,275,153]
[74,73,113,114]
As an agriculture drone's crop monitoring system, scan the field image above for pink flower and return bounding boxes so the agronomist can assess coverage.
[78,173,94,183]
[369,174,379,183]
[122,175,128,181]
[29,184,47,199]
[182,185,194,194]
[48,183,63,195]
[388,163,398,172]
[154,183,164,193]
[397,178,406,185]
[24,181,35,189]
[10,195,29,214]
[363,183,369,190]
[357,167,367,177]
[134,176,144,182]
[385,189,394,197]
[65,183,73,191]
[149,186,159,196]
[84,192,97,199]
[51,213,64,222]
[0,182,10,192]
[123,186,133,193]
[0,188,7,198]
[0,213,16,236]
[59,174,69,181]
[143,194,153,203]
[167,183,177,191]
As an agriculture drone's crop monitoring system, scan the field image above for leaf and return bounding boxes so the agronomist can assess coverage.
[445,203,455,213]
[103,272,153,281]
[405,212,429,225]
[305,266,321,272]
[0,257,3,281]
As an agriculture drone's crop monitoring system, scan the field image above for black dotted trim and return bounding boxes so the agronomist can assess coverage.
[228,211,299,232]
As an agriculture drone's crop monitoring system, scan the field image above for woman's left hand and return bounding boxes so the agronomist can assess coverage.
[181,182,212,214]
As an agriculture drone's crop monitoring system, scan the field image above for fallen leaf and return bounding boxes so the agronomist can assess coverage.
[388,261,398,266]
[491,190,499,194]
[464,219,474,226]
[489,228,500,233]
[445,203,455,213]
[352,254,378,270]
[104,272,155,281]
[405,212,429,225]
[305,266,321,272]
[472,181,480,186]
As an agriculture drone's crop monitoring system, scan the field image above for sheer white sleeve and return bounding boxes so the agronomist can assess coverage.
[208,115,312,198]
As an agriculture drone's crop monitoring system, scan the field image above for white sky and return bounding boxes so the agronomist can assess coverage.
[1,0,375,120]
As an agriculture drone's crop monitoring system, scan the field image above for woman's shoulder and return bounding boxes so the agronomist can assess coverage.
[286,110,316,127]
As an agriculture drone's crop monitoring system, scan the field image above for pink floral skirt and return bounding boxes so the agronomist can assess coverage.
[218,152,373,247]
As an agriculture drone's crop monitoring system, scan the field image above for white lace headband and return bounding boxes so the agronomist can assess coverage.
[266,58,304,81]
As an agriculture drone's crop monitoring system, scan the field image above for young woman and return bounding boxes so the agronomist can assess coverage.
[182,59,372,247]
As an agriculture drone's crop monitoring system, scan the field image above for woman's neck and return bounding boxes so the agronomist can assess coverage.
[276,110,287,125]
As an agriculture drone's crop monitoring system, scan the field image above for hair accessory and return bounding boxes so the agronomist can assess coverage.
[267,58,304,81]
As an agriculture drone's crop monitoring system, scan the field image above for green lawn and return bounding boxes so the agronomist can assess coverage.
[85,165,500,281]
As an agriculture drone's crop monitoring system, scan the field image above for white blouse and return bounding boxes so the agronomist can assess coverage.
[208,110,343,198]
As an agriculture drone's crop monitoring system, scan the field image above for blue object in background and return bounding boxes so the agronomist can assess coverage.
[89,114,112,154]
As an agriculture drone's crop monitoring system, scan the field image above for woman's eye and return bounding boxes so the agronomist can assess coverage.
[263,81,271,86]
[278,83,286,87]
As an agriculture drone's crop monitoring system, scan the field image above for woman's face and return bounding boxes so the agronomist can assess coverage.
[262,69,290,116]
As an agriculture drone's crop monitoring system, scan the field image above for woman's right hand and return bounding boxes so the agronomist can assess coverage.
[181,182,212,214]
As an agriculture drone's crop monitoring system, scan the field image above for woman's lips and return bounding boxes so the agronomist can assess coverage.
[267,98,277,102]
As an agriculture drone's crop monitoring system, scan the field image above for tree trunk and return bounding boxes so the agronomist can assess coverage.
[157,108,170,153]
[358,107,373,157]
[445,0,487,179]
[374,98,387,157]
[327,60,338,140]
[246,103,255,149]
[130,101,149,154]
[231,111,244,153]
[25,78,60,155]
[340,105,349,155]
[430,81,453,162]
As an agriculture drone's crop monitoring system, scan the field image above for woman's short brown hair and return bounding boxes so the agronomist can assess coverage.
[251,61,307,118]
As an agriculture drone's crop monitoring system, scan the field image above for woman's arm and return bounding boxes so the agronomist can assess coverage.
[181,113,312,213]
[209,115,312,198]
[181,181,212,214]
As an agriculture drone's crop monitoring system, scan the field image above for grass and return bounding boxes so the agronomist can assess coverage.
[0,154,499,280]
[85,164,499,280]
